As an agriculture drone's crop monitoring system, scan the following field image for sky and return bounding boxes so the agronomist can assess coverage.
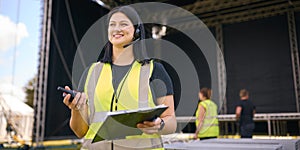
[0,0,41,101]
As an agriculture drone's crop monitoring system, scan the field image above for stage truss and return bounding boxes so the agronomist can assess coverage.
[95,0,300,113]
[33,0,300,145]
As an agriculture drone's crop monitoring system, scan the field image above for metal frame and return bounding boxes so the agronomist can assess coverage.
[205,1,300,26]
[33,0,52,146]
[34,0,300,143]
[0,95,20,141]
[215,24,226,114]
[177,113,300,136]
[287,9,300,136]
[215,24,228,135]
[94,1,300,115]
[97,0,300,28]
[287,10,300,113]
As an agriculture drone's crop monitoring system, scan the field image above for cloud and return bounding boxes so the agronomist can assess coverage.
[0,14,29,52]
[0,83,26,102]
[0,76,13,84]
[0,77,26,102]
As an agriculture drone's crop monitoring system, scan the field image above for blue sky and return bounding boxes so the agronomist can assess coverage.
[0,0,41,99]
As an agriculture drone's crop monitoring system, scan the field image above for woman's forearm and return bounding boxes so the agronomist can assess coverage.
[195,117,203,134]
[70,106,89,138]
[160,114,177,135]
[157,95,177,135]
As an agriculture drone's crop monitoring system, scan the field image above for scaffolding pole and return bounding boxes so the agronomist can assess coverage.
[287,9,300,136]
[32,0,52,147]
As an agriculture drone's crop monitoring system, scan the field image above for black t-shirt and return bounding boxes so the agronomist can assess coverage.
[77,61,174,104]
[237,99,256,125]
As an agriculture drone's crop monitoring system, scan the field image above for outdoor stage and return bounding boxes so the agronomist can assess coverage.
[29,0,300,148]
[1,134,299,150]
[163,136,300,150]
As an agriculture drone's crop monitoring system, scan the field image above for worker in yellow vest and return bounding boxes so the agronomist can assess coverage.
[194,88,219,140]
[62,6,176,150]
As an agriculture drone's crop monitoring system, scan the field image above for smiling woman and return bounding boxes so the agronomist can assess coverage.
[62,5,176,150]
[100,5,148,64]
[108,12,136,65]
[108,12,135,49]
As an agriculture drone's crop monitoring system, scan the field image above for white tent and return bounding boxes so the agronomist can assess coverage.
[0,93,34,143]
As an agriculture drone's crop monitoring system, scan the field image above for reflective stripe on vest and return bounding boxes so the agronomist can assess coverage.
[196,100,219,138]
[82,138,164,150]
[83,60,163,149]
[84,62,104,124]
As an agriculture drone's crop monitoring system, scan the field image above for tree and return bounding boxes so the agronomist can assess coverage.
[24,76,36,108]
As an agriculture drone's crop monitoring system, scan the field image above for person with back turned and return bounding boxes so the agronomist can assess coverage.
[194,87,219,140]
[236,89,256,138]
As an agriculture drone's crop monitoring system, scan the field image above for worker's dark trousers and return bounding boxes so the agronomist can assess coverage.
[240,123,255,138]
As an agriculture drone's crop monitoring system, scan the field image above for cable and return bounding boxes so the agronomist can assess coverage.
[92,0,111,10]
[49,118,70,136]
[51,26,75,87]
[0,0,2,13]
[11,0,21,94]
[64,0,86,69]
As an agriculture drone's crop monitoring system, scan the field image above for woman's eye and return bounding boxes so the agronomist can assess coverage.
[109,23,115,27]
[121,23,128,27]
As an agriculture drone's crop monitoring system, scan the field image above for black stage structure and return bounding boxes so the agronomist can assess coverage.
[34,0,300,146]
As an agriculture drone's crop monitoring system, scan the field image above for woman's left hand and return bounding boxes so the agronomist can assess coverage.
[193,133,198,139]
[137,118,162,134]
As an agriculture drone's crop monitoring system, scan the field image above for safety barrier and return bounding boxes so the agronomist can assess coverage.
[176,113,300,136]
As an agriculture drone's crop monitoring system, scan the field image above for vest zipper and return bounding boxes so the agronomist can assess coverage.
[110,94,115,150]
[110,94,115,112]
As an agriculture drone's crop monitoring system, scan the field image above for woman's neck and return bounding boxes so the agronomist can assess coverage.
[112,45,134,66]
[201,99,210,101]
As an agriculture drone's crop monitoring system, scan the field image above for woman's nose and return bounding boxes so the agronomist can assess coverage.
[114,25,122,31]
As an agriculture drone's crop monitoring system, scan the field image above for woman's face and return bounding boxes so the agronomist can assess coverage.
[108,12,135,47]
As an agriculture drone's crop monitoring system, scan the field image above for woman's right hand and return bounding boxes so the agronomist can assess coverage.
[62,86,87,111]
[62,86,89,138]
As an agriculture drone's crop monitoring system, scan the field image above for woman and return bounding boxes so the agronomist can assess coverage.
[194,87,219,140]
[63,6,176,150]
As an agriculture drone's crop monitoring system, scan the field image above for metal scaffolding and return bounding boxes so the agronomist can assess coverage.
[287,10,300,113]
[215,24,227,114]
[34,0,300,144]
[177,113,300,136]
[97,0,300,27]
[32,0,52,147]
[287,9,300,136]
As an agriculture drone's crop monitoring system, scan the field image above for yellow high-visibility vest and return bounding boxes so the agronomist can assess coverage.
[196,99,219,138]
[82,60,164,150]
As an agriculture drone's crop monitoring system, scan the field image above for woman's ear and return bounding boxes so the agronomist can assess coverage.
[133,26,141,40]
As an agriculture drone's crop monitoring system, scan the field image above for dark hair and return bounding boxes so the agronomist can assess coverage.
[239,89,249,98]
[200,87,212,100]
[99,6,150,64]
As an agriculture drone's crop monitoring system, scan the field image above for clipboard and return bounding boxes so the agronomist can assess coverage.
[92,105,168,143]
